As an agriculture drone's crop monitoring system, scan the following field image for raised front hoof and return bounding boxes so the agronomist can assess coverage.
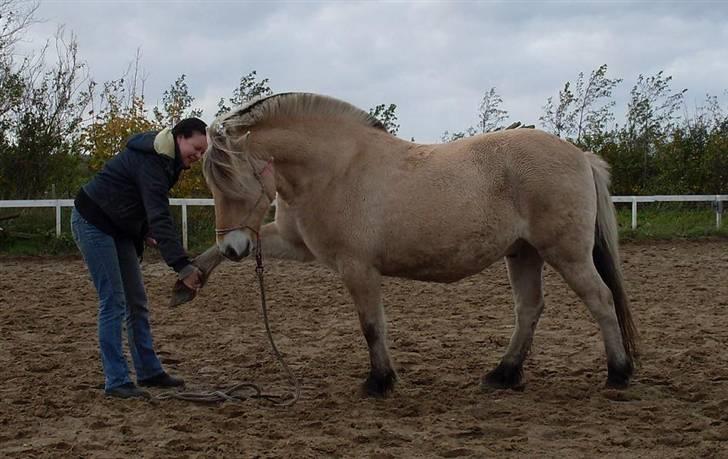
[482,362,525,392]
[170,280,197,307]
[361,370,397,398]
[606,361,634,389]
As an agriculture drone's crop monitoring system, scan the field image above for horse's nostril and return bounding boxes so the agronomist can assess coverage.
[224,246,240,260]
[241,241,251,258]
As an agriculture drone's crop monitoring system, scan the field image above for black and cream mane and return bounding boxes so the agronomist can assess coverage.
[203,93,386,200]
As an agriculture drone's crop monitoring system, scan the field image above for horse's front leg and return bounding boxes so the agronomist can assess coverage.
[259,221,314,262]
[170,244,225,306]
[483,244,544,390]
[339,260,396,397]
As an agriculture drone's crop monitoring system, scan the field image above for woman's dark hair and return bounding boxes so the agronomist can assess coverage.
[172,117,207,138]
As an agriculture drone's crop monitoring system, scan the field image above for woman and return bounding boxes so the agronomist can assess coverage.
[72,118,207,398]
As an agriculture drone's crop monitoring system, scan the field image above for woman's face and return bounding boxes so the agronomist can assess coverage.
[177,132,208,168]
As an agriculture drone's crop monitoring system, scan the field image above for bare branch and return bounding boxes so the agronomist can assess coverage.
[0,0,40,52]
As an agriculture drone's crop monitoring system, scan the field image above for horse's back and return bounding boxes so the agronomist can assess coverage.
[430,129,594,213]
[457,129,599,252]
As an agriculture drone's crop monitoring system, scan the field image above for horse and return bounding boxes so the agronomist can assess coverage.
[192,92,638,397]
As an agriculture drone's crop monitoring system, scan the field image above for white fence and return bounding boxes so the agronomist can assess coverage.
[0,198,212,250]
[1,195,726,249]
[612,195,726,231]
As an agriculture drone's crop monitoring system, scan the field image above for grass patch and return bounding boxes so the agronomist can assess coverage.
[615,202,727,240]
[1,203,725,256]
[0,207,77,256]
[0,205,277,256]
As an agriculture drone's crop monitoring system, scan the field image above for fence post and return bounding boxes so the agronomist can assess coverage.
[717,196,723,229]
[182,203,188,250]
[55,200,62,237]
[631,197,638,230]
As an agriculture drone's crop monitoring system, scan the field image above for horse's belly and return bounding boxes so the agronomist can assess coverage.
[383,266,489,283]
[379,246,502,283]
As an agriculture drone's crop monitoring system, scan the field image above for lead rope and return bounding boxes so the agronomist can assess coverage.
[157,233,301,406]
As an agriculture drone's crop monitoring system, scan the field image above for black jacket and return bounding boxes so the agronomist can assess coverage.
[75,130,190,272]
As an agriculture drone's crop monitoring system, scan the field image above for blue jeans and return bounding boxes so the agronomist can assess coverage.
[71,208,164,390]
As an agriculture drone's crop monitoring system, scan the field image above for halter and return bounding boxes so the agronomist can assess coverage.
[214,156,275,237]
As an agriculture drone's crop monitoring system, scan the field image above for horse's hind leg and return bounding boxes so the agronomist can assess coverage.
[542,248,633,388]
[483,242,544,390]
[339,260,396,397]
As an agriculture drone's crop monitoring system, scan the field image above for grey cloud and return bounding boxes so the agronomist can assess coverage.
[20,1,728,142]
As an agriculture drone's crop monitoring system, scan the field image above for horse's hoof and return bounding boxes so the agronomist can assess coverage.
[169,280,196,307]
[482,362,524,391]
[606,360,633,389]
[362,370,397,398]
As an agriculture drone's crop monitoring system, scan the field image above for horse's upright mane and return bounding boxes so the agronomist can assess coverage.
[212,92,387,136]
[204,93,387,200]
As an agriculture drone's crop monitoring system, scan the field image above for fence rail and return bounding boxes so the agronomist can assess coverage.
[0,198,213,250]
[1,195,726,249]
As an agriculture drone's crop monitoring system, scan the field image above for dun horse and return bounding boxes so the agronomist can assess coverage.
[190,92,638,397]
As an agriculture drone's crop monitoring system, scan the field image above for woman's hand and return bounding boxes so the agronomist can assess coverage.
[182,267,203,291]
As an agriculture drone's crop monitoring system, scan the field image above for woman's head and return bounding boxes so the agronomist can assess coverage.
[173,117,208,168]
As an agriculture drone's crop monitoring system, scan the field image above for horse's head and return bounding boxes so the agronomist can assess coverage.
[203,119,275,261]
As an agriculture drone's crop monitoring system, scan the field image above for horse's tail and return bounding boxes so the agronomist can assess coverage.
[586,152,639,364]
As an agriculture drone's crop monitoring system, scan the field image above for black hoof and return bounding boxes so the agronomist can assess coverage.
[606,360,634,389]
[362,370,397,398]
[482,362,524,391]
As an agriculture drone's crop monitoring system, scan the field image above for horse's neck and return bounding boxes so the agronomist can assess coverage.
[254,122,398,203]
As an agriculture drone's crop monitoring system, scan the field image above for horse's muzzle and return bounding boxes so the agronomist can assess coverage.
[221,240,250,261]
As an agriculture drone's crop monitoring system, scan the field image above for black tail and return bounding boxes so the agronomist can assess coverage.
[588,152,639,363]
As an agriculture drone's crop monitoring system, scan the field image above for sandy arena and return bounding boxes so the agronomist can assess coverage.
[1,240,727,457]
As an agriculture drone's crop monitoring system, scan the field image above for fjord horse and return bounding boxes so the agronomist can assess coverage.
[196,92,637,397]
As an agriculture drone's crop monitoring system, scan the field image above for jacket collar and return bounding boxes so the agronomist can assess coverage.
[153,128,176,159]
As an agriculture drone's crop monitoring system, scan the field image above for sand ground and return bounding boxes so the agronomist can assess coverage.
[1,240,727,458]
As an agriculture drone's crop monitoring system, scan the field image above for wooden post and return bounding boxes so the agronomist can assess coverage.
[56,201,62,237]
[717,196,723,229]
[182,203,188,250]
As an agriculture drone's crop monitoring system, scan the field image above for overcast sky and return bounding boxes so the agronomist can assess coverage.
[16,0,728,142]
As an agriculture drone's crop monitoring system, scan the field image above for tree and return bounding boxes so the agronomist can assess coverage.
[0,0,38,53]
[147,73,206,196]
[215,70,272,117]
[540,81,575,138]
[441,127,477,143]
[369,103,399,135]
[695,93,725,129]
[626,71,686,142]
[540,64,621,148]
[477,87,508,133]
[0,26,92,199]
[441,87,508,142]
[82,53,158,173]
[572,64,621,147]
[625,71,687,187]
[0,0,37,127]
[153,74,202,127]
[0,54,23,134]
